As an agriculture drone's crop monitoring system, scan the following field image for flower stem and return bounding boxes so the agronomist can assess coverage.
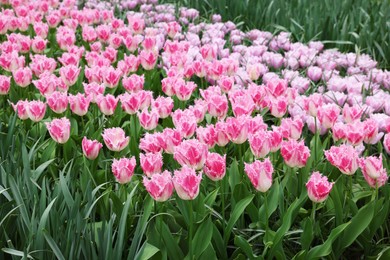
[311,202,317,222]
[189,200,194,260]
[314,116,318,164]
[220,180,225,240]
[264,191,269,231]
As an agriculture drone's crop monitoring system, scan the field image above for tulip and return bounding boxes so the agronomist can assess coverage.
[96,94,118,116]
[140,152,163,177]
[325,144,359,175]
[244,158,274,192]
[102,127,130,152]
[173,166,202,200]
[59,65,81,86]
[82,137,103,160]
[112,157,136,184]
[0,75,11,95]
[196,125,217,149]
[281,139,310,168]
[138,108,159,131]
[68,93,91,116]
[359,155,389,188]
[12,100,29,120]
[317,104,341,129]
[306,172,334,203]
[46,91,68,114]
[45,117,71,144]
[384,134,390,155]
[26,100,46,122]
[248,130,271,158]
[204,153,226,181]
[152,96,174,119]
[226,116,249,144]
[143,171,174,202]
[174,139,208,170]
[13,67,32,88]
[122,74,144,93]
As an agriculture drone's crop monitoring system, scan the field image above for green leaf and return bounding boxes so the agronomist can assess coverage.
[234,235,255,258]
[225,194,255,244]
[134,243,160,260]
[193,217,213,259]
[337,200,375,251]
[305,222,350,259]
[114,189,133,259]
[160,222,185,260]
[43,231,66,260]
[300,217,313,251]
[32,159,56,181]
[36,198,58,249]
[2,248,33,259]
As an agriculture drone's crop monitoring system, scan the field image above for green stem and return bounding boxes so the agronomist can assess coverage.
[311,202,317,223]
[264,191,269,231]
[220,180,225,241]
[371,185,378,201]
[189,200,194,260]
[314,116,318,164]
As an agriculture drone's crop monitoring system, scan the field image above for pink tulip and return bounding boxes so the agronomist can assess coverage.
[384,134,390,155]
[317,104,340,129]
[345,121,365,146]
[215,121,230,147]
[363,119,379,144]
[83,82,105,103]
[331,122,347,142]
[140,152,163,177]
[68,93,91,116]
[122,74,144,93]
[324,144,359,175]
[359,155,386,180]
[270,97,288,118]
[155,128,182,154]
[207,94,229,120]
[140,50,158,70]
[307,66,322,82]
[174,80,197,101]
[96,94,118,116]
[249,130,271,158]
[303,94,323,117]
[143,170,174,202]
[12,67,32,87]
[196,125,217,149]
[102,127,130,152]
[174,139,208,170]
[0,75,11,95]
[60,65,81,86]
[138,108,160,131]
[12,100,29,120]
[229,90,255,117]
[204,152,226,181]
[266,78,288,97]
[140,133,163,153]
[26,100,46,122]
[280,118,304,140]
[45,117,71,144]
[342,104,363,123]
[31,36,47,53]
[269,127,283,152]
[226,116,249,144]
[244,158,274,192]
[103,67,122,88]
[172,110,197,139]
[46,91,68,114]
[82,137,103,160]
[281,139,310,168]
[112,157,136,184]
[173,165,202,200]
[152,96,174,118]
[306,172,334,203]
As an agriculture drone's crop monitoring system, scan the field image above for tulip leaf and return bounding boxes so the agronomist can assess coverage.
[160,222,185,260]
[134,242,160,260]
[193,217,213,259]
[225,194,254,244]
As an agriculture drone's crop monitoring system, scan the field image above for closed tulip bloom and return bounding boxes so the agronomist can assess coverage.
[215,121,230,147]
[363,118,379,144]
[102,127,130,152]
[27,100,46,122]
[249,130,271,158]
[152,96,174,118]
[270,97,288,118]
[13,67,32,87]
[68,93,91,116]
[303,94,323,117]
[96,94,118,116]
[306,172,334,203]
[269,127,283,152]
[325,144,359,175]
[229,90,256,117]
[280,118,304,140]
[266,78,288,97]
[196,125,217,149]
[342,104,363,123]
[204,152,226,181]
[244,158,274,192]
[140,152,163,177]
[155,128,182,154]
[46,91,68,114]
[207,94,229,120]
[12,100,29,120]
[103,67,122,88]
[281,139,310,168]
[359,155,386,180]
[359,155,389,188]
[0,75,11,95]
[112,157,136,184]
[82,137,103,160]
[332,122,347,142]
[138,108,160,130]
[174,139,208,170]
[174,81,197,101]
[226,116,249,144]
[345,121,365,146]
[140,50,158,70]
[173,166,202,200]
[143,170,174,202]
[384,134,390,155]
[122,74,144,93]
[83,82,105,103]
[307,66,322,82]
[60,65,81,86]
[139,133,163,153]
[45,117,71,144]
[317,104,341,129]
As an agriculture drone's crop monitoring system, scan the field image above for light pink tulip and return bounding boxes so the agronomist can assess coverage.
[203,152,226,181]
[140,152,163,177]
[174,139,208,170]
[45,117,71,144]
[102,127,130,152]
[152,96,174,119]
[112,157,136,184]
[249,130,271,158]
[12,100,29,120]
[281,139,310,168]
[59,65,81,86]
[122,74,144,93]
[306,172,333,203]
[46,91,68,114]
[68,93,91,116]
[96,94,118,116]
[226,116,249,144]
[0,75,11,95]
[325,144,359,175]
[173,166,202,200]
[317,104,341,129]
[359,155,386,180]
[244,158,274,192]
[12,67,32,87]
[82,137,103,160]
[143,170,174,202]
[26,100,46,122]
[138,109,159,131]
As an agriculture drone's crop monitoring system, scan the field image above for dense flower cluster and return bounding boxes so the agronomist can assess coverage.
[1,0,389,202]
